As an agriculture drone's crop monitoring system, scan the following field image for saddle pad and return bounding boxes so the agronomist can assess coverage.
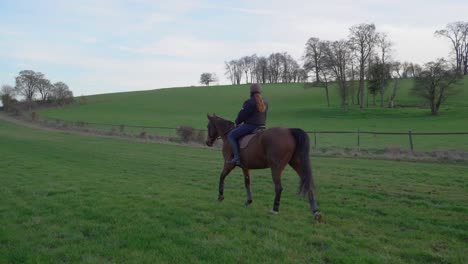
[239,133,260,149]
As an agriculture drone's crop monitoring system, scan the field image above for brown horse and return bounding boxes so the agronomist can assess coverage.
[205,114,321,221]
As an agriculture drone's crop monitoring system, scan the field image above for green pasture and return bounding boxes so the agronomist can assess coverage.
[1,120,467,263]
[38,78,468,150]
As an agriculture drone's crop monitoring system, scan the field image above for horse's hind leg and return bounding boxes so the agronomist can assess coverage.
[242,168,253,207]
[289,158,321,222]
[271,168,284,214]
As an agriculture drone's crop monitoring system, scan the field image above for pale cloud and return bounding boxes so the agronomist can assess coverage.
[79,36,98,44]
[16,63,34,69]
[380,25,451,64]
[0,40,220,94]
[206,6,275,15]
[0,28,24,37]
[1,0,467,96]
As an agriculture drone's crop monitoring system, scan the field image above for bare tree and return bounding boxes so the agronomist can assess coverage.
[368,56,391,107]
[50,82,74,105]
[376,33,393,107]
[234,60,243,85]
[304,38,333,106]
[435,21,468,75]
[411,63,422,78]
[1,84,17,112]
[255,56,269,83]
[323,40,352,111]
[225,61,236,85]
[411,58,462,115]
[250,54,258,83]
[388,61,403,108]
[349,23,378,109]
[281,52,299,83]
[200,72,217,86]
[268,53,283,83]
[240,56,253,84]
[295,68,308,83]
[304,37,323,82]
[37,77,53,102]
[401,61,410,78]
[15,70,43,103]
[348,54,359,105]
[225,60,243,85]
[1,84,16,98]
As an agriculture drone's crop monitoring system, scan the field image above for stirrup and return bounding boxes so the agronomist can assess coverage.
[229,158,242,167]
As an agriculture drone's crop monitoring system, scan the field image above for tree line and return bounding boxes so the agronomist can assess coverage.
[224,52,308,85]
[209,21,467,115]
[1,70,74,113]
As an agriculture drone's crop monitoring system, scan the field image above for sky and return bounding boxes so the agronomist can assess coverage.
[1,0,467,96]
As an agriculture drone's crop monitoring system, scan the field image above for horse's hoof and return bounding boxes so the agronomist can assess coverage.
[270,209,279,215]
[218,195,224,202]
[314,212,322,223]
[244,200,252,207]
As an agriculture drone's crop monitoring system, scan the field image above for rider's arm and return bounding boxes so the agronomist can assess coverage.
[235,100,255,125]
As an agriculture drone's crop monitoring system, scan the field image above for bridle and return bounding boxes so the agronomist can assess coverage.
[206,118,235,146]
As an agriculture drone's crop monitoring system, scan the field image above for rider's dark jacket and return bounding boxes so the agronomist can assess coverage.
[235,94,268,126]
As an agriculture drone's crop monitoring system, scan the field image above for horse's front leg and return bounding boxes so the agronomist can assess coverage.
[218,163,235,201]
[242,168,253,207]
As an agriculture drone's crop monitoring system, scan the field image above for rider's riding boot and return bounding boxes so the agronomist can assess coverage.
[228,139,242,166]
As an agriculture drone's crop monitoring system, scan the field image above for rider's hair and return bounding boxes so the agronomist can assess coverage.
[253,93,266,113]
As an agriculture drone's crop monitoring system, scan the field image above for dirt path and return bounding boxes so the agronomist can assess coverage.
[1,112,467,162]
[0,112,212,149]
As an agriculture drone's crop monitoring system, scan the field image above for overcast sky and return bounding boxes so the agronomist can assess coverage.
[1,0,467,96]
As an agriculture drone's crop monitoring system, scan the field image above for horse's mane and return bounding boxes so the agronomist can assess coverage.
[212,115,235,134]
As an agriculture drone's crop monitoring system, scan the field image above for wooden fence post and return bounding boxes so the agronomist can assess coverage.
[314,129,317,149]
[409,130,414,151]
[357,129,360,150]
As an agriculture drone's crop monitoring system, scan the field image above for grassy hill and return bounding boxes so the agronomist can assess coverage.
[1,119,466,263]
[38,77,468,150]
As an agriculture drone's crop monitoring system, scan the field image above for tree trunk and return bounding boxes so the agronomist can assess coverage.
[356,87,361,105]
[366,87,369,108]
[463,52,468,75]
[340,82,348,112]
[430,100,438,115]
[380,91,384,107]
[359,66,365,109]
[325,86,330,107]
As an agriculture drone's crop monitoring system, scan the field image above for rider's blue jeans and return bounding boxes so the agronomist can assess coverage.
[227,124,258,157]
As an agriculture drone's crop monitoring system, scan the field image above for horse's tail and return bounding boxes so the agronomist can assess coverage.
[290,128,314,196]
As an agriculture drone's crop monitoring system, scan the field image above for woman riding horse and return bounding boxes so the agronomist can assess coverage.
[228,83,268,166]
[205,85,321,221]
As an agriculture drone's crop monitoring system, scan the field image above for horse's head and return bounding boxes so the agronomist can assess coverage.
[205,113,234,147]
[205,114,218,147]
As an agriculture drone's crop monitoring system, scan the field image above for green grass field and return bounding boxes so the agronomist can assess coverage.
[1,119,467,263]
[38,78,468,151]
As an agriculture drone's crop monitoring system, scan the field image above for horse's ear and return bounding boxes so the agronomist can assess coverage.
[207,113,211,120]
[213,113,217,117]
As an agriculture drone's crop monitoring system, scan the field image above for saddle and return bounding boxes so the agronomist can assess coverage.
[239,126,266,149]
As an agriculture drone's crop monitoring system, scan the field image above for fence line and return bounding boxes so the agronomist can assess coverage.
[49,118,468,151]
[57,119,468,135]
[304,130,468,135]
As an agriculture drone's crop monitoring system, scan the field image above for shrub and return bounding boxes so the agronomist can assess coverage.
[177,126,198,142]
[196,130,206,143]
